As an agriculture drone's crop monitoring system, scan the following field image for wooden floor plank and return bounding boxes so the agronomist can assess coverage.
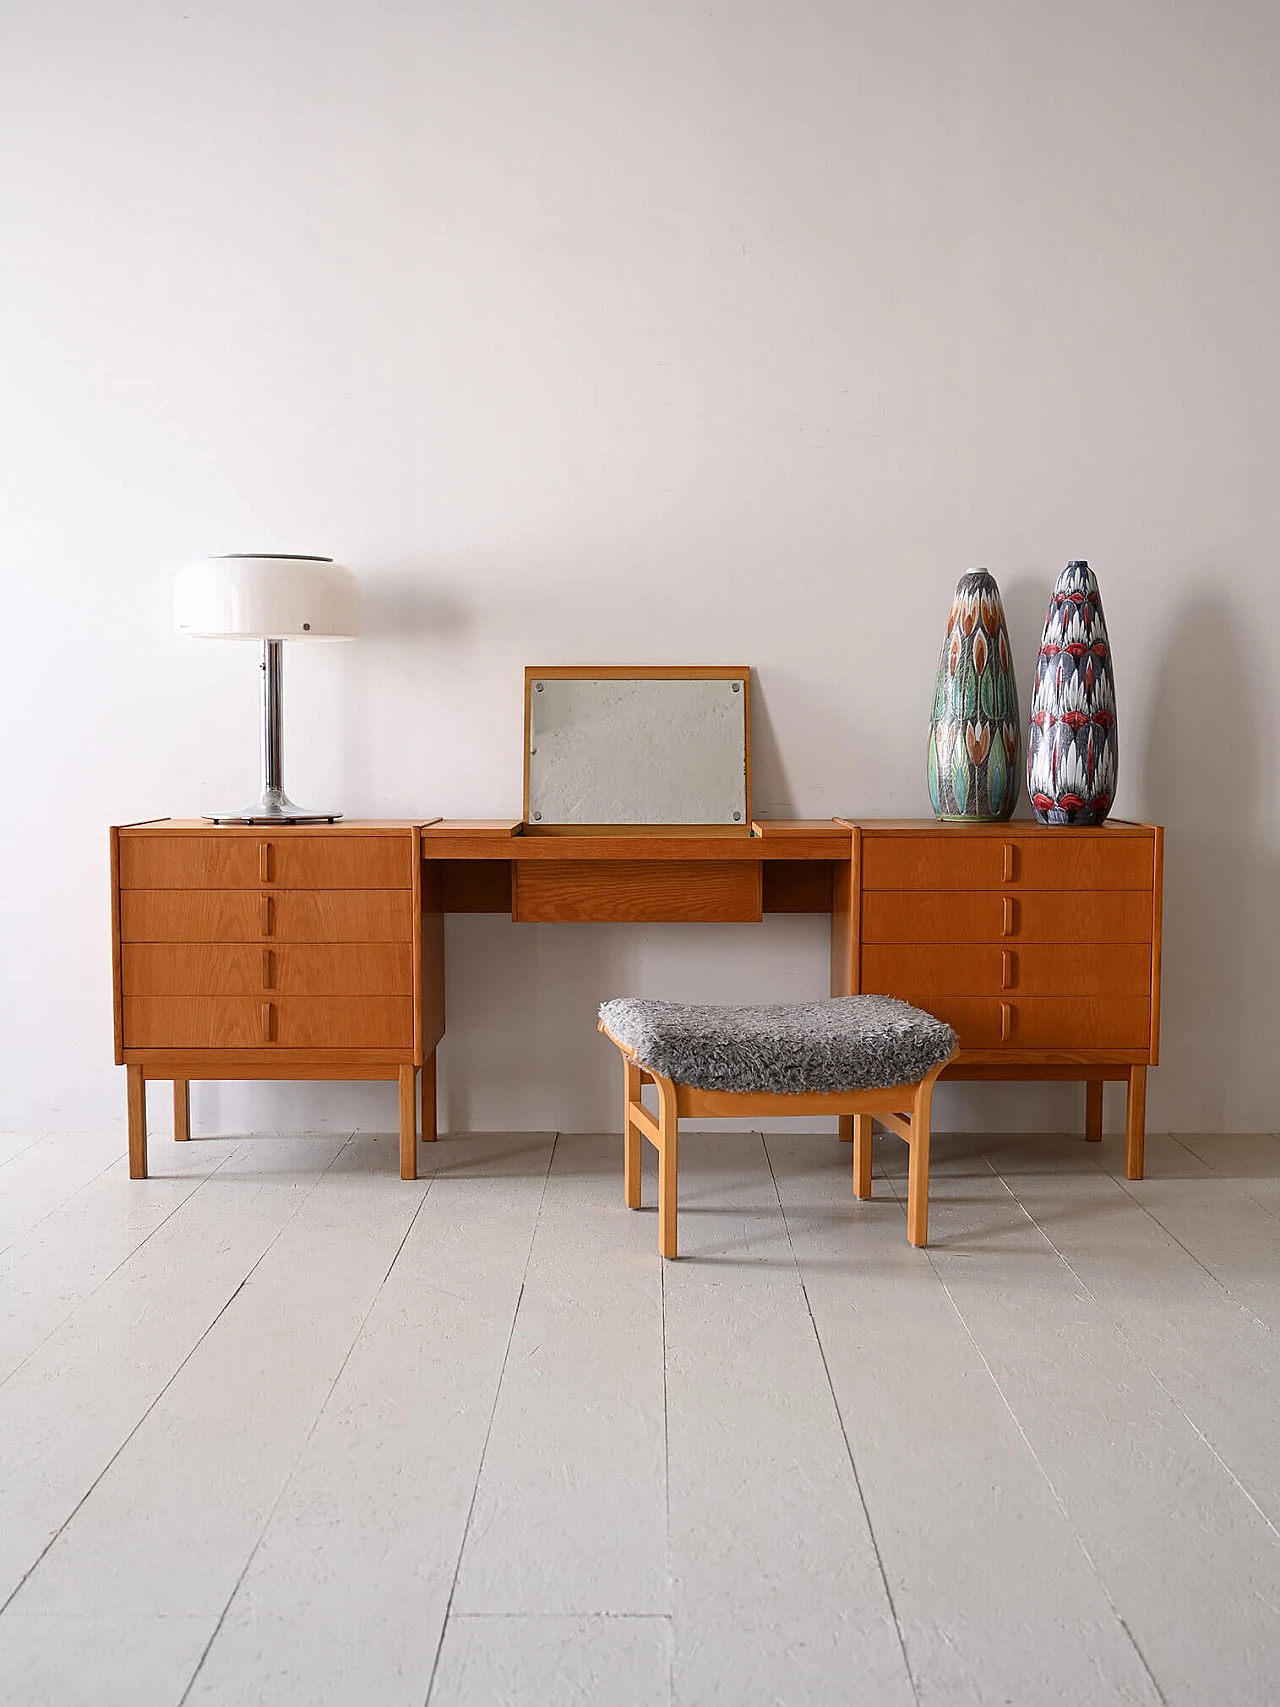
[767,1131,1162,1705]
[0,1140,245,1384]
[0,1614,216,1707]
[452,1133,668,1617]
[183,1135,556,1707]
[987,1133,1280,1532]
[1091,1131,1280,1335]
[0,1132,127,1254]
[883,1134,1280,1707]
[663,1133,914,1707]
[10,1134,424,1619]
[430,1614,671,1707]
[0,1135,348,1610]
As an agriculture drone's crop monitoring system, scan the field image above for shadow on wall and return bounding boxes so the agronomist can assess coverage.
[1138,587,1278,1130]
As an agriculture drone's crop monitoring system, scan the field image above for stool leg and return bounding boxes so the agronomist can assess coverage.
[624,1057,642,1209]
[173,1080,190,1142]
[853,1113,873,1199]
[838,1114,854,1143]
[1085,1080,1104,1142]
[656,1074,679,1259]
[127,1064,148,1179]
[907,1076,937,1249]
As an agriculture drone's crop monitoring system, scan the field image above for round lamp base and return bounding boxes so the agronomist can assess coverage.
[205,788,342,826]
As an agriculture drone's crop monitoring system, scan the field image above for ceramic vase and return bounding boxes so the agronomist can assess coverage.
[1027,561,1117,825]
[927,569,1021,822]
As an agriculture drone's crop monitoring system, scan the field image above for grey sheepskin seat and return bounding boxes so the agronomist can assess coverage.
[597,995,957,1096]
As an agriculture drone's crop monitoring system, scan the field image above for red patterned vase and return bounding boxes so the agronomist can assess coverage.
[1027,561,1117,825]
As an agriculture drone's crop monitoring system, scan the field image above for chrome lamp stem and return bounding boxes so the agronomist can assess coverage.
[206,639,342,824]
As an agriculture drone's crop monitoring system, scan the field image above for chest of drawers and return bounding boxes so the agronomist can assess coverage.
[110,821,444,1180]
[833,820,1163,1176]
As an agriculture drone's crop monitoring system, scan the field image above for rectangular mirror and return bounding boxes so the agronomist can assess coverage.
[525,667,751,828]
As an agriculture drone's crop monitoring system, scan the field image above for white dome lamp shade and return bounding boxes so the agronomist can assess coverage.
[174,554,361,824]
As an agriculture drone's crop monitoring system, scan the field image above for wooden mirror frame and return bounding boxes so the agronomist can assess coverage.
[522,665,753,835]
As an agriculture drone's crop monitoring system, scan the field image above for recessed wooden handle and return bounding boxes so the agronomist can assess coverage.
[1002,843,1016,883]
[262,949,275,990]
[261,1001,276,1044]
[259,843,273,883]
[1000,1001,1013,1042]
[1001,949,1015,990]
[261,895,274,937]
[1002,896,1015,937]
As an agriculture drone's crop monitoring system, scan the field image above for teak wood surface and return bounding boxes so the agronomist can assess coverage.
[113,822,442,1183]
[113,816,1162,1187]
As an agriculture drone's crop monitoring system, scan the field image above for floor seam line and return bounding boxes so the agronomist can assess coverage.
[420,1131,560,1707]
[1167,1134,1280,1227]
[178,1160,437,1704]
[0,1133,357,1619]
[763,1135,921,1707]
[1079,1147,1280,1341]
[885,1161,1171,1707]
[988,1157,1280,1547]
[0,1142,252,1396]
[0,1148,137,1261]
[0,1133,53,1176]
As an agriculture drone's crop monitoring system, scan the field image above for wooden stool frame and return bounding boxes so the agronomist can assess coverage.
[600,1023,956,1257]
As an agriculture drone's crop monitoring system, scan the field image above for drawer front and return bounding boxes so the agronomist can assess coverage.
[861,890,1154,946]
[122,943,412,997]
[899,996,1151,1052]
[123,996,412,1049]
[513,860,763,924]
[118,835,412,890]
[119,890,413,943]
[862,944,1152,998]
[861,835,1154,892]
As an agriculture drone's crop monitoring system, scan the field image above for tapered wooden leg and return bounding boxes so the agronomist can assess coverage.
[1085,1079,1104,1142]
[173,1080,190,1141]
[127,1064,147,1179]
[421,1052,438,1142]
[1125,1064,1147,1180]
[399,1065,418,1180]
[656,1074,679,1259]
[853,1112,874,1199]
[838,1114,854,1142]
[624,1057,642,1209]
[906,1076,936,1249]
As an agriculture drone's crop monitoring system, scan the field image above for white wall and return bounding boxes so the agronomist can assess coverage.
[2,0,1277,1137]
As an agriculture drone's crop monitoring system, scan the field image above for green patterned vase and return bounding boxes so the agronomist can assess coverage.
[927,569,1021,821]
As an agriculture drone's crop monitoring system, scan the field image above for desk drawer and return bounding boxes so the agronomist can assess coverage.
[861,835,1154,892]
[119,890,414,943]
[122,995,412,1049]
[899,996,1151,1052]
[862,944,1152,998]
[118,835,412,890]
[512,860,763,923]
[861,890,1154,945]
[122,943,412,997]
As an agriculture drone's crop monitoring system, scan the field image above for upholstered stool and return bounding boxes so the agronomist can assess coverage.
[598,995,957,1257]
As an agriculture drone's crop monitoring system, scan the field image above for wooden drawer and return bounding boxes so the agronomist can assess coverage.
[860,835,1154,892]
[862,943,1152,998]
[122,943,412,997]
[119,890,414,943]
[118,835,412,890]
[122,996,412,1049]
[861,890,1154,945]
[902,996,1152,1052]
[512,860,763,923]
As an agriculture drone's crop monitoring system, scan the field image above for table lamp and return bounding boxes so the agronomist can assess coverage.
[174,553,361,823]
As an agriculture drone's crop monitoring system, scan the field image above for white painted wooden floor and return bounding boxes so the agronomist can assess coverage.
[2,1123,1279,1706]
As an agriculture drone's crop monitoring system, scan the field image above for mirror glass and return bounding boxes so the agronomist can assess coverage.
[527,675,748,826]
